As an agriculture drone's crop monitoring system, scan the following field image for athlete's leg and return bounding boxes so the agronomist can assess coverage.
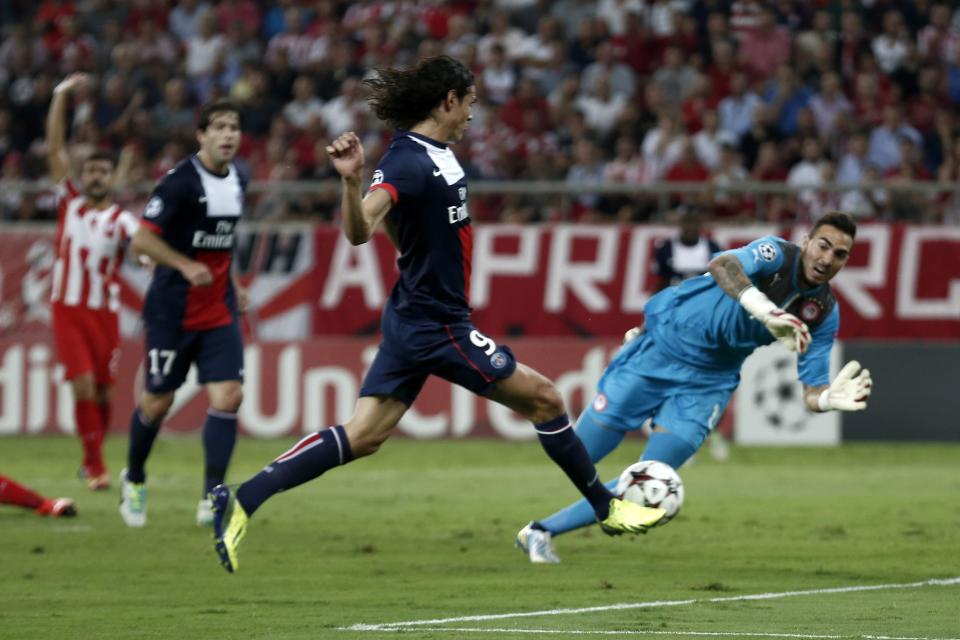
[70,373,107,483]
[235,395,408,516]
[96,384,113,437]
[641,427,698,469]
[126,390,175,484]
[536,408,628,535]
[488,363,618,521]
[645,389,732,470]
[202,380,243,496]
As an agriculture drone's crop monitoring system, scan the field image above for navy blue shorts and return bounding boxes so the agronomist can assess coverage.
[359,305,517,406]
[143,319,244,394]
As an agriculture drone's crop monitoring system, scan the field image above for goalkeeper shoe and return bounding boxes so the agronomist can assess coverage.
[515,522,560,564]
[210,485,247,574]
[196,498,214,527]
[118,469,146,528]
[599,498,665,535]
[36,498,77,518]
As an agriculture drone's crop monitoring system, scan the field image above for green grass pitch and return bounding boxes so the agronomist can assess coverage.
[1,435,958,640]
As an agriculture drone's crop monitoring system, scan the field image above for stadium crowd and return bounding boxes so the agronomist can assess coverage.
[2,0,960,223]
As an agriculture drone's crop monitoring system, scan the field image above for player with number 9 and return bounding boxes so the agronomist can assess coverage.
[207,56,665,574]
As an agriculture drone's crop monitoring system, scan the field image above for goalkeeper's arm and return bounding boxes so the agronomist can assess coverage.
[802,360,873,412]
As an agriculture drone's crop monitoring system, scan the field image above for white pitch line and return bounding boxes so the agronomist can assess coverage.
[344,629,960,640]
[344,576,960,631]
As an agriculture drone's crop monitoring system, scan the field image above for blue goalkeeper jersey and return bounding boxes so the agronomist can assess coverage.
[642,235,839,387]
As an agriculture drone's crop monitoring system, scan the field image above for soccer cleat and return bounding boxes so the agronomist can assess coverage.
[196,497,214,527]
[515,522,560,564]
[86,472,111,491]
[599,498,666,535]
[36,498,77,517]
[118,469,146,528]
[210,484,248,574]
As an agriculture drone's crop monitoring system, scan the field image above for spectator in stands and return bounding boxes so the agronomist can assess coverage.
[872,9,911,75]
[283,75,323,131]
[739,6,791,78]
[500,76,549,133]
[185,9,225,100]
[787,137,828,219]
[652,45,696,106]
[718,71,761,143]
[576,73,628,139]
[665,139,711,207]
[809,72,853,142]
[151,77,195,142]
[169,0,212,43]
[918,3,960,64]
[582,40,636,98]
[710,140,751,219]
[565,138,606,217]
[692,110,725,171]
[763,64,813,137]
[319,77,364,137]
[642,113,686,182]
[867,104,922,172]
[481,43,517,106]
[478,9,526,65]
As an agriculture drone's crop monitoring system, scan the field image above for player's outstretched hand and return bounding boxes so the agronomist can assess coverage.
[818,360,872,411]
[54,72,89,95]
[180,260,214,286]
[326,132,365,181]
[764,309,811,354]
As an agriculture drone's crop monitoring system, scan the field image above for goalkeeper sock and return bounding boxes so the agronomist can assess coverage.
[75,399,105,476]
[202,409,238,496]
[126,409,161,484]
[236,425,353,517]
[0,475,45,510]
[641,431,697,469]
[534,414,614,521]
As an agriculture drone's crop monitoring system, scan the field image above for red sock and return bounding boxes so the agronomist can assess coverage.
[100,401,112,437]
[0,475,45,510]
[75,399,105,476]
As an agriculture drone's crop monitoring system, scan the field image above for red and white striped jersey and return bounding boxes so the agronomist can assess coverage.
[50,179,140,312]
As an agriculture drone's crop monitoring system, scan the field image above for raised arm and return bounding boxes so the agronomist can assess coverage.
[707,252,754,299]
[326,131,393,246]
[46,73,88,183]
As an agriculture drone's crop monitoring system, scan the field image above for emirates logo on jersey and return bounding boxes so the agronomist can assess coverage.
[800,300,822,322]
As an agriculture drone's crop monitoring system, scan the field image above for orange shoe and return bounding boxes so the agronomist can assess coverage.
[36,498,77,517]
[86,472,111,491]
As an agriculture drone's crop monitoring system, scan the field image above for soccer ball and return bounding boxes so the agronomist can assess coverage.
[614,460,684,524]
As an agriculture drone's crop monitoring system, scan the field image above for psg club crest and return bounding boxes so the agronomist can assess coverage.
[800,300,822,322]
[593,393,608,412]
[490,351,507,369]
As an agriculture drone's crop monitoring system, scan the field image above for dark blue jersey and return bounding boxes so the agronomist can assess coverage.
[140,156,247,330]
[368,131,472,325]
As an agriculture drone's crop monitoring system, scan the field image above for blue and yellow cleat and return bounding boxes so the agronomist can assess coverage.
[599,498,666,535]
[210,484,248,574]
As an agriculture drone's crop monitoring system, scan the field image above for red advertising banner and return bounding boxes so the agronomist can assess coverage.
[311,223,960,339]
[0,223,957,343]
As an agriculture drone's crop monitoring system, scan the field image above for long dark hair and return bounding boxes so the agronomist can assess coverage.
[363,56,474,130]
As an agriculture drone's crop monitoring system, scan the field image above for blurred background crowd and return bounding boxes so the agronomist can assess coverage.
[2,0,960,224]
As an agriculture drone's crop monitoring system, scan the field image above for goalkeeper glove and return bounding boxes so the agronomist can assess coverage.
[817,360,872,411]
[738,286,811,353]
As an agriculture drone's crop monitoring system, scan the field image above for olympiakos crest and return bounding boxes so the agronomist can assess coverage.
[800,299,822,322]
[593,393,608,412]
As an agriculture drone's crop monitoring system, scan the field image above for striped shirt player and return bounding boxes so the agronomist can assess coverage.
[45,71,136,490]
[209,57,664,575]
[119,100,248,529]
[51,177,139,388]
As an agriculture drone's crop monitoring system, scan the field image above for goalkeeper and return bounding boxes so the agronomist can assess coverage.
[517,211,873,563]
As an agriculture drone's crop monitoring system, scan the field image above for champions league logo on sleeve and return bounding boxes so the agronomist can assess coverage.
[370,170,384,188]
[758,241,777,261]
[144,197,163,219]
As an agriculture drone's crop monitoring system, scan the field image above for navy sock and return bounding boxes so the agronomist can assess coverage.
[126,409,161,484]
[202,409,238,496]
[236,425,353,517]
[535,414,614,520]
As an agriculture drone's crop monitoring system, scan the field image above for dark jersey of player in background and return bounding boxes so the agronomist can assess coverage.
[368,131,472,324]
[140,157,247,330]
[653,235,723,288]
